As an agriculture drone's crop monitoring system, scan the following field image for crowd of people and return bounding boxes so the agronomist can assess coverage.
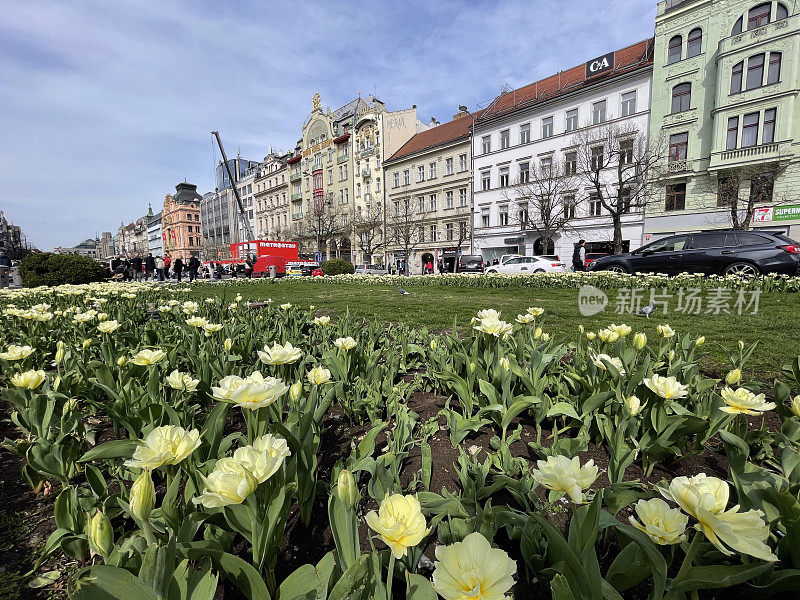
[109,253,202,282]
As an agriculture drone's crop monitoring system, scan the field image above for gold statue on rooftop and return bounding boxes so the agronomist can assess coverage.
[312,92,321,111]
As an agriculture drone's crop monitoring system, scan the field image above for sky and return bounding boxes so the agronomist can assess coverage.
[0,0,657,250]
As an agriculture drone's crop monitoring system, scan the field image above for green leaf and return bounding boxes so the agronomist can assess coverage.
[28,570,61,589]
[179,543,271,600]
[670,562,772,594]
[405,572,437,600]
[72,565,159,600]
[328,554,372,600]
[277,564,317,600]
[79,439,139,462]
[547,401,580,421]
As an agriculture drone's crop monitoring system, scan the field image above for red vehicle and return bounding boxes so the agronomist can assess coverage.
[210,240,301,277]
[584,252,609,266]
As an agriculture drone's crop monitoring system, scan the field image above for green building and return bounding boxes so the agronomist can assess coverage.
[646,0,800,241]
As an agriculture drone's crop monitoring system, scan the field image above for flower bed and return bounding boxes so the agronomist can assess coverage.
[1,281,799,599]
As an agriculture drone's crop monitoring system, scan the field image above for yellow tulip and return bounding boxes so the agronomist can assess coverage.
[97,320,120,334]
[334,337,357,351]
[695,336,705,346]
[633,332,647,350]
[725,369,742,386]
[87,511,114,557]
[11,369,46,389]
[432,531,517,600]
[625,394,644,416]
[307,365,332,386]
[527,307,544,317]
[719,387,775,415]
[592,353,625,375]
[54,341,66,365]
[130,348,166,366]
[598,328,620,343]
[193,462,258,508]
[790,395,800,418]
[186,316,209,328]
[336,469,359,509]
[289,380,303,402]
[224,338,233,352]
[629,498,687,545]
[0,345,35,361]
[532,455,598,503]
[657,324,675,338]
[499,357,510,372]
[257,341,303,365]
[516,313,535,324]
[365,494,429,558]
[211,371,289,410]
[643,374,688,400]
[124,425,202,470]
[280,303,292,310]
[313,316,330,326]
[129,470,155,521]
[165,369,200,393]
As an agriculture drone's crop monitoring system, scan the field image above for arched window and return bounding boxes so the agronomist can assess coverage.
[668,35,682,64]
[731,61,744,93]
[776,3,789,20]
[732,16,743,34]
[687,28,702,57]
[748,3,771,29]
[671,83,692,113]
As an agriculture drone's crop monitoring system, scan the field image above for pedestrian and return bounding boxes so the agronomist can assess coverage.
[245,257,253,278]
[163,254,172,279]
[173,256,184,282]
[122,255,132,281]
[572,239,587,272]
[187,255,200,282]
[155,256,165,281]
[110,255,121,276]
[215,262,224,280]
[0,250,11,289]
[131,255,143,282]
[145,253,155,280]
[425,260,433,275]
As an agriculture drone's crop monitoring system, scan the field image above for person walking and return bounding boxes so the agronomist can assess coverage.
[0,250,12,289]
[245,257,253,278]
[131,255,143,282]
[155,256,165,281]
[173,256,184,282]
[187,255,200,282]
[424,260,433,275]
[572,239,587,272]
[122,255,132,281]
[145,253,155,280]
[163,254,172,279]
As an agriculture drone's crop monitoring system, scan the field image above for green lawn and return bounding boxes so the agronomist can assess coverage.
[191,280,800,381]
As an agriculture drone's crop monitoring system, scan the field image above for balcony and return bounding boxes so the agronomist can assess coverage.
[292,212,303,221]
[291,192,302,201]
[364,193,373,203]
[337,154,349,164]
[720,14,798,55]
[709,140,792,171]
[289,172,302,183]
[360,147,375,158]
[361,167,371,178]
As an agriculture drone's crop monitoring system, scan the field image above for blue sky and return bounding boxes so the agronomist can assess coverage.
[0,0,656,250]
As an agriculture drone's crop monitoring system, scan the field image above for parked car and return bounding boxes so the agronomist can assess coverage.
[485,255,568,274]
[500,254,522,264]
[457,255,485,273]
[584,252,608,266]
[354,264,388,275]
[588,230,800,276]
[540,254,561,262]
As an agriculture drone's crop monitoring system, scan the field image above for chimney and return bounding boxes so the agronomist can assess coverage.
[453,105,469,120]
[429,117,438,128]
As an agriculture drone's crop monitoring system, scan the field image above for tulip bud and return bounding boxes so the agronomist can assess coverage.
[336,470,359,509]
[791,395,800,418]
[430,339,436,351]
[725,368,741,386]
[129,470,155,521]
[668,350,675,362]
[54,341,66,365]
[633,332,647,350]
[625,395,643,416]
[533,327,543,340]
[97,312,108,322]
[500,356,510,371]
[289,381,303,403]
[541,333,550,342]
[83,339,92,349]
[87,510,113,558]
[224,338,233,352]
[53,375,61,391]
[117,356,127,366]
[586,332,596,340]
[235,295,243,302]
[738,340,745,351]
[468,362,476,373]
[578,325,584,334]
[695,336,705,346]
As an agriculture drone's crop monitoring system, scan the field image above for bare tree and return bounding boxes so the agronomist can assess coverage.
[352,203,385,264]
[292,194,348,258]
[447,218,471,273]
[386,197,422,275]
[572,123,665,254]
[696,163,785,230]
[502,158,579,256]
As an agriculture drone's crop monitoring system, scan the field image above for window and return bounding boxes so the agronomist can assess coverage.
[763,108,776,143]
[499,205,509,226]
[668,132,688,162]
[731,61,744,94]
[445,157,454,175]
[687,28,702,57]
[429,162,437,179]
[356,182,361,197]
[446,190,454,209]
[482,135,491,154]
[592,100,607,124]
[777,3,789,20]
[746,54,764,90]
[671,83,691,113]
[481,210,489,228]
[393,201,400,216]
[767,52,781,84]
[519,161,530,183]
[417,166,425,182]
[481,171,490,190]
[665,184,686,211]
[540,156,552,174]
[393,172,399,188]
[429,194,437,212]
[620,187,632,213]
[446,223,454,240]
[565,151,577,175]
[459,153,468,171]
[418,196,425,213]
[520,123,531,144]
[542,116,553,138]
[668,35,682,64]
[419,226,425,242]
[563,195,576,219]
[565,109,578,132]
[750,172,774,204]
[748,3,771,29]
[459,221,467,238]
[500,129,510,149]
[459,188,467,207]
[518,205,528,225]
[328,170,333,185]
[591,146,604,170]
[726,116,739,150]
[499,167,509,187]
[649,235,689,252]
[619,140,634,165]
[589,194,602,216]
[742,112,759,147]
[621,91,636,117]
[733,16,744,35]
[430,225,437,241]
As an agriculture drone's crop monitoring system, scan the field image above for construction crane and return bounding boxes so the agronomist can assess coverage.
[211,131,255,242]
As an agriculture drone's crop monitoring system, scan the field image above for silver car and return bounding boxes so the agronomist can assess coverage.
[354,264,388,275]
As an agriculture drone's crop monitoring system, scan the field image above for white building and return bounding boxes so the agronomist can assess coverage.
[147,210,163,257]
[472,39,654,262]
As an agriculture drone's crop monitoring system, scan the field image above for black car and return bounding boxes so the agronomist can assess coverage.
[458,255,485,273]
[588,230,800,277]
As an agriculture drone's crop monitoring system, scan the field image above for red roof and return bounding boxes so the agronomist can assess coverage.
[333,133,351,144]
[387,110,485,163]
[286,155,301,164]
[478,38,654,123]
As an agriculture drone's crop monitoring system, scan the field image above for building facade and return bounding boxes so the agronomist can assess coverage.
[0,210,24,257]
[647,0,800,240]
[290,93,424,262]
[54,238,100,258]
[254,151,292,239]
[472,40,655,263]
[383,108,475,274]
[100,232,114,258]
[147,211,163,257]
[162,182,202,259]
[201,156,259,257]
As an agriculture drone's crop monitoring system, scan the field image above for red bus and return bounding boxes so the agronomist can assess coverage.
[205,240,300,277]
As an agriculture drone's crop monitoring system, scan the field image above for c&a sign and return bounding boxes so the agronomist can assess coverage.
[586,52,615,78]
